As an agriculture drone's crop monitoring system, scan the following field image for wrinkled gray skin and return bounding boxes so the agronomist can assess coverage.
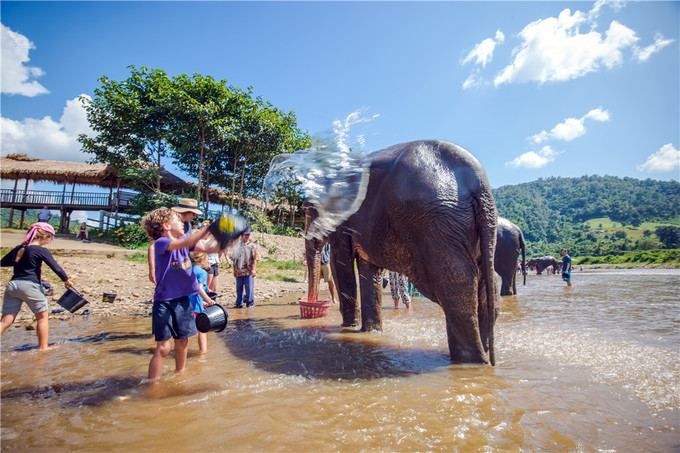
[495,217,526,296]
[527,256,559,275]
[305,140,498,365]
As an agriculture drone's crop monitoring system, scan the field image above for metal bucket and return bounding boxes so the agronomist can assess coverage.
[196,304,228,333]
[56,287,90,313]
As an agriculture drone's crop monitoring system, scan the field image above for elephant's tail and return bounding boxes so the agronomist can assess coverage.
[474,193,497,366]
[520,230,526,286]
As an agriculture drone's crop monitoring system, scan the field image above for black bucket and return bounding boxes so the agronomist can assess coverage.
[208,213,249,249]
[57,287,90,313]
[195,304,228,333]
[102,293,117,303]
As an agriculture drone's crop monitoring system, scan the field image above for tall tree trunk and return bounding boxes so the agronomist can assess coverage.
[197,123,205,201]
[230,150,239,210]
[238,156,250,211]
[156,138,162,192]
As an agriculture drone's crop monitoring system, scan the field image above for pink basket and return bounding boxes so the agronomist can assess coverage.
[299,299,331,319]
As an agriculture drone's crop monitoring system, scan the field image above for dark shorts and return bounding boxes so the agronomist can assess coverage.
[208,263,220,276]
[562,272,571,282]
[152,296,197,342]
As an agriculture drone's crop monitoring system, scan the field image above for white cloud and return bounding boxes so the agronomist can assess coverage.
[506,146,562,169]
[529,107,610,144]
[1,23,49,97]
[637,143,680,173]
[634,33,675,62]
[494,8,639,86]
[1,95,93,162]
[462,30,505,68]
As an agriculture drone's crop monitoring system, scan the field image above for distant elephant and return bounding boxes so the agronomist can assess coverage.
[527,256,559,275]
[495,217,526,296]
[305,140,498,365]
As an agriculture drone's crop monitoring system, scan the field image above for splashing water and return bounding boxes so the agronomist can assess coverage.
[263,110,379,240]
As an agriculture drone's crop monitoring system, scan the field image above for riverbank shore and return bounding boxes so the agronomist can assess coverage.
[0,229,308,328]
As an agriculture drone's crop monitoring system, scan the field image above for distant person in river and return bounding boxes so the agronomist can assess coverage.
[389,271,411,309]
[319,243,337,304]
[141,208,229,382]
[0,222,74,350]
[561,248,572,287]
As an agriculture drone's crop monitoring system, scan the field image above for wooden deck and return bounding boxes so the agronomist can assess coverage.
[0,189,135,232]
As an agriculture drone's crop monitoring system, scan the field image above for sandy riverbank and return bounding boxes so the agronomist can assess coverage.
[0,229,310,328]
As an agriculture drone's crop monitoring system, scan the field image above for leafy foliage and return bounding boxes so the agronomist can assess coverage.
[494,175,680,257]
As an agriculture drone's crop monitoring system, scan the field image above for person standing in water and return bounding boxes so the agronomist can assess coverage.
[560,248,572,287]
[389,271,411,309]
[141,208,227,382]
[0,222,73,350]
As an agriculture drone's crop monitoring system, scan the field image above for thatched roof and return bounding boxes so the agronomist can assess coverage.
[0,154,232,204]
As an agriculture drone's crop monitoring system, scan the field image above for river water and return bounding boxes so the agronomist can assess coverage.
[1,269,678,451]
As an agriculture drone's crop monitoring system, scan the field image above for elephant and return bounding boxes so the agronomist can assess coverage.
[495,217,526,296]
[305,140,498,365]
[526,256,559,275]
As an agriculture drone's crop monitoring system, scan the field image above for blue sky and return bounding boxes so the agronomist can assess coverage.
[2,0,678,199]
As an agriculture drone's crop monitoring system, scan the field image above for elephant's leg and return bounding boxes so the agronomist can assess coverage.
[511,268,517,295]
[439,272,489,364]
[356,258,382,332]
[330,235,359,328]
[499,271,512,296]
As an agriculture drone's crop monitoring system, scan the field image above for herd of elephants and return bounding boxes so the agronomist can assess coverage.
[302,140,562,366]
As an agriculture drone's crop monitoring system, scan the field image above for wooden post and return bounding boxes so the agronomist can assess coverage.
[19,209,25,229]
[8,208,14,228]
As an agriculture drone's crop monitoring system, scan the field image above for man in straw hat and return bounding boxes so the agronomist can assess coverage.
[148,198,203,285]
[171,198,203,236]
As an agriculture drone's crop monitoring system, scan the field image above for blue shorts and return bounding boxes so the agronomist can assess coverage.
[152,296,197,342]
[562,272,571,282]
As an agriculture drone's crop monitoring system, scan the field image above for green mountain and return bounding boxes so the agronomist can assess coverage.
[493,175,680,257]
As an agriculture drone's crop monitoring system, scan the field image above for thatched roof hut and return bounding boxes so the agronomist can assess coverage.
[0,154,232,204]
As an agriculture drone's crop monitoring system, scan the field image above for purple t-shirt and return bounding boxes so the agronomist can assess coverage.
[153,236,200,302]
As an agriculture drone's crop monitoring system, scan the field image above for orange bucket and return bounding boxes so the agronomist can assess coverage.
[299,299,331,319]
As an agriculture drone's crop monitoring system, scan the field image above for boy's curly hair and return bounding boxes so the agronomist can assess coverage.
[140,208,178,240]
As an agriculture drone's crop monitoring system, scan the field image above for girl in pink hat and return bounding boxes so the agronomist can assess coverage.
[1,222,73,350]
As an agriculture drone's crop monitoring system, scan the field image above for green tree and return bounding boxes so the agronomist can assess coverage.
[655,226,680,249]
[79,66,173,192]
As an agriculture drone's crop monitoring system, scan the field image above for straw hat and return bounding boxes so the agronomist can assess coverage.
[171,198,203,215]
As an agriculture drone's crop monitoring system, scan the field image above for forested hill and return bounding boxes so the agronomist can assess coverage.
[493,175,680,247]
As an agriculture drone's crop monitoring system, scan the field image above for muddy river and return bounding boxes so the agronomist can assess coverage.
[1,269,678,451]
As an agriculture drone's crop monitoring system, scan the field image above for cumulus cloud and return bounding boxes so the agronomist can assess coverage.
[637,143,680,173]
[634,33,675,62]
[529,107,610,144]
[506,146,562,169]
[494,9,638,86]
[1,23,49,96]
[1,95,93,162]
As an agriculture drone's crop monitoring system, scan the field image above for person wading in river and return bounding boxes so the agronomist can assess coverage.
[560,248,572,287]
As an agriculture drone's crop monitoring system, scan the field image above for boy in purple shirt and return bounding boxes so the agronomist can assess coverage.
[141,208,227,382]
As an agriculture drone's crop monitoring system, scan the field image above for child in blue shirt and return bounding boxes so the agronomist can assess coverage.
[140,208,228,382]
[189,251,214,353]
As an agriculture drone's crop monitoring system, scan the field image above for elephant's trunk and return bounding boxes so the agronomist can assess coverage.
[304,203,322,303]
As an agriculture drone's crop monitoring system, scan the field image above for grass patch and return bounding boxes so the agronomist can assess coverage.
[264,273,299,283]
[124,252,148,262]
